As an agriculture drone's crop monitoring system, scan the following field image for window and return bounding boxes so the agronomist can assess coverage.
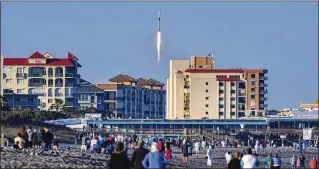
[251,74,255,78]
[17,79,23,84]
[186,75,189,78]
[219,97,224,101]
[231,104,236,108]
[216,75,227,78]
[206,89,208,93]
[251,88,256,92]
[250,80,256,86]
[15,98,20,102]
[219,90,224,94]
[5,79,10,83]
[219,104,224,108]
[219,112,224,116]
[4,67,11,73]
[206,97,209,100]
[205,104,209,108]
[219,82,224,86]
[205,111,208,115]
[239,112,245,117]
[199,66,203,68]
[251,111,256,116]
[28,98,34,103]
[48,99,53,103]
[231,112,235,116]
[17,68,23,73]
[231,82,235,86]
[231,90,236,94]
[231,97,235,101]
[251,95,255,99]
[17,89,23,94]
[206,82,209,85]
[80,94,89,101]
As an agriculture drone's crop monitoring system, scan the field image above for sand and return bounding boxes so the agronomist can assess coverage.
[1,145,318,168]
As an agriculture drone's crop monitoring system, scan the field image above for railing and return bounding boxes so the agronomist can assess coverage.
[16,73,27,78]
[55,94,63,97]
[65,102,74,107]
[65,83,75,87]
[65,73,75,77]
[48,73,54,77]
[30,73,45,77]
[55,83,63,87]
[29,93,46,96]
[65,93,75,97]
[29,83,46,87]
[48,84,53,87]
[14,101,39,106]
[55,73,63,77]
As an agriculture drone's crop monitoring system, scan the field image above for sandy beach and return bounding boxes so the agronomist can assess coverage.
[1,145,318,168]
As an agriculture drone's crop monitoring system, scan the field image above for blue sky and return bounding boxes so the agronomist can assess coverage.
[1,2,318,109]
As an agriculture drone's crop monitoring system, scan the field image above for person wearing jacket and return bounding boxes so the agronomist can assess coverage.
[131,140,149,169]
[109,142,130,169]
[31,129,38,149]
[142,143,168,169]
[265,153,274,169]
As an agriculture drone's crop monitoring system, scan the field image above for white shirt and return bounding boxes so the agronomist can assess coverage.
[241,154,259,169]
[225,153,232,164]
[195,142,199,150]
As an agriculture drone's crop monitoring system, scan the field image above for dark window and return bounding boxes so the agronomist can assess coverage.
[231,82,235,86]
[205,111,208,115]
[206,89,209,93]
[219,104,224,108]
[251,74,255,78]
[251,81,256,86]
[231,97,235,101]
[251,95,255,99]
[231,104,236,108]
[219,90,224,94]
[219,82,224,86]
[219,97,223,101]
[251,88,255,92]
[206,97,209,100]
[231,112,235,116]
[205,104,209,108]
[219,112,224,116]
[239,112,245,117]
[231,90,236,94]
[199,66,203,68]
[251,111,256,116]
[186,75,189,78]
[206,82,209,85]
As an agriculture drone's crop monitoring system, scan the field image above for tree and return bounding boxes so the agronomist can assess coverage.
[0,95,8,111]
[50,98,65,112]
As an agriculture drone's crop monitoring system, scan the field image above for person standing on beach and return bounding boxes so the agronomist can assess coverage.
[309,157,318,169]
[206,145,213,167]
[240,148,259,169]
[225,151,232,166]
[27,127,33,148]
[272,154,281,169]
[228,151,241,169]
[142,143,168,169]
[194,141,200,157]
[14,133,25,149]
[290,154,297,169]
[31,129,38,149]
[182,138,190,163]
[265,153,274,169]
[165,138,172,161]
[109,142,131,169]
[131,140,149,169]
[0,134,9,148]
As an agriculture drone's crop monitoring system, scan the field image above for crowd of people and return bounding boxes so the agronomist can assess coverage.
[1,130,318,169]
[0,126,59,153]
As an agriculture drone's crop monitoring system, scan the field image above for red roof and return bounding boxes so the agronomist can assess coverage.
[4,58,78,66]
[29,51,46,59]
[68,52,79,61]
[185,69,245,73]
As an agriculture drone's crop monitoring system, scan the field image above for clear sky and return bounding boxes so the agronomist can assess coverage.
[1,2,318,109]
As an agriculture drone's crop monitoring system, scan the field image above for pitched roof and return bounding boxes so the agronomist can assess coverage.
[68,52,79,61]
[80,79,92,85]
[137,78,153,86]
[29,51,46,59]
[4,58,78,66]
[147,78,164,86]
[78,84,104,93]
[109,74,137,82]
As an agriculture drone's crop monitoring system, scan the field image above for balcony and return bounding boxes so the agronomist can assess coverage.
[65,73,79,78]
[250,91,256,95]
[29,73,46,77]
[55,94,63,97]
[48,73,54,77]
[65,83,75,87]
[15,101,39,106]
[65,102,74,107]
[29,83,46,87]
[16,73,27,79]
[184,85,190,89]
[55,83,63,87]
[55,73,63,77]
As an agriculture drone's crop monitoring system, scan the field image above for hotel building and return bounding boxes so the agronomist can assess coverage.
[300,99,319,111]
[167,55,268,120]
[94,74,166,119]
[2,51,82,111]
[0,54,3,96]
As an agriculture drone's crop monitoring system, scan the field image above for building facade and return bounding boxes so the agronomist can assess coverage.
[78,79,105,111]
[94,74,166,119]
[1,54,4,96]
[4,93,39,111]
[3,51,81,111]
[167,55,268,120]
[300,100,319,111]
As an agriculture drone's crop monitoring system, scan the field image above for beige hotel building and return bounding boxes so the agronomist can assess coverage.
[2,51,81,110]
[167,55,268,120]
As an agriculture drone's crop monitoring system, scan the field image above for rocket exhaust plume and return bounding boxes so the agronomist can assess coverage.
[156,11,162,63]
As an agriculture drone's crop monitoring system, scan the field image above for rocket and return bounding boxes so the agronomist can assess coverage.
[156,11,162,63]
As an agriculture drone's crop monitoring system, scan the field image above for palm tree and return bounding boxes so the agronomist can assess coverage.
[0,95,8,110]
[50,98,65,112]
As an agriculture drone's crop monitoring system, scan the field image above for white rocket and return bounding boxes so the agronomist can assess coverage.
[156,11,162,63]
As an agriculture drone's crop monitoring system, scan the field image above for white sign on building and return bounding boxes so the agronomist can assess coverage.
[303,128,313,140]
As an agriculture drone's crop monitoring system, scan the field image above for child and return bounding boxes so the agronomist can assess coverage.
[207,146,213,166]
